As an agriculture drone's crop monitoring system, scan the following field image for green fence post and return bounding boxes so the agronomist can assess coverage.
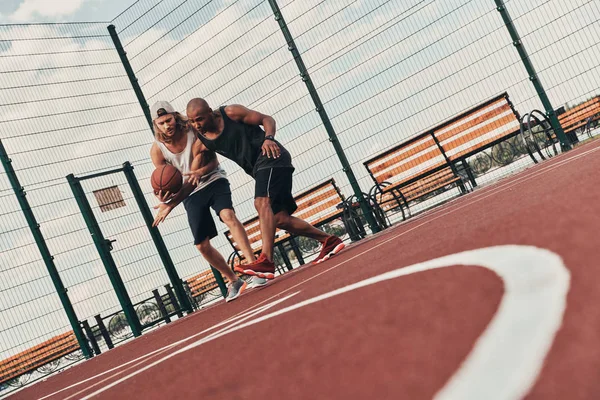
[0,140,92,359]
[108,24,229,299]
[494,0,571,150]
[210,266,228,298]
[122,162,194,313]
[107,24,153,131]
[66,174,142,337]
[267,0,381,234]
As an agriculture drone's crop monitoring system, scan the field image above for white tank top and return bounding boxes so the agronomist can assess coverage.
[156,129,227,196]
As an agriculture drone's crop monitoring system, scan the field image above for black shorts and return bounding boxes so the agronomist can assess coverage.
[254,167,297,215]
[183,178,233,245]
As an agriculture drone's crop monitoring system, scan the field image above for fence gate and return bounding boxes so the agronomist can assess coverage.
[66,161,193,343]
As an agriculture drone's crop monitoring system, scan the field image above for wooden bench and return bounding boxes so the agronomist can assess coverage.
[558,96,600,138]
[365,92,522,218]
[364,132,466,219]
[225,179,349,270]
[0,331,80,385]
[184,269,225,303]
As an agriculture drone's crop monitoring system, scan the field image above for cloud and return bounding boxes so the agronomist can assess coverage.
[9,0,84,22]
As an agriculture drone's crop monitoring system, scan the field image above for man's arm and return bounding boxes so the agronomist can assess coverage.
[224,104,280,158]
[184,140,219,186]
[150,143,194,226]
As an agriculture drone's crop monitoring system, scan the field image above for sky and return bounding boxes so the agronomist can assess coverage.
[1,0,599,362]
[0,0,126,23]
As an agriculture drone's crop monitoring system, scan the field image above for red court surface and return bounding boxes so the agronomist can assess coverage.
[8,139,600,400]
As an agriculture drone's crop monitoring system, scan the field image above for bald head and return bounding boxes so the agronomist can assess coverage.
[187,98,217,133]
[186,98,210,114]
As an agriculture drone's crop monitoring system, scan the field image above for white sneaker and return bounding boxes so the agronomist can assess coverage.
[225,279,247,302]
[248,277,269,289]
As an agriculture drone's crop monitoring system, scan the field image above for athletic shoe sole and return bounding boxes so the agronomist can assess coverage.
[314,242,346,264]
[234,266,275,280]
[225,281,247,303]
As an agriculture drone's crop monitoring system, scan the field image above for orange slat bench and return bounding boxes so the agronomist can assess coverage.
[432,92,522,170]
[365,93,522,218]
[0,331,80,385]
[224,178,348,270]
[364,132,466,220]
[558,96,600,137]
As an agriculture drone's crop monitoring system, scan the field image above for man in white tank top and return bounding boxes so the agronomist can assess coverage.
[149,101,266,302]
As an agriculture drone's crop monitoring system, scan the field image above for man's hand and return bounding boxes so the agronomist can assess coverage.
[155,189,174,203]
[183,170,203,186]
[262,140,280,158]
[153,202,174,227]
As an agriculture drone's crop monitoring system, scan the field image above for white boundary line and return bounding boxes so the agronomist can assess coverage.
[78,246,569,400]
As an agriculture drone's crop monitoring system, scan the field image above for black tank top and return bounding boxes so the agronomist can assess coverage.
[196,106,293,177]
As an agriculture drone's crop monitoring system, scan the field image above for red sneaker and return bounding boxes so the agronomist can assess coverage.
[234,253,276,280]
[313,236,345,264]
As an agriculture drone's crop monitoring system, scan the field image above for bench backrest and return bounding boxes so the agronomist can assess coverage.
[0,331,79,384]
[364,93,521,189]
[364,134,448,187]
[433,93,521,161]
[185,270,218,297]
[225,179,345,255]
[558,96,600,132]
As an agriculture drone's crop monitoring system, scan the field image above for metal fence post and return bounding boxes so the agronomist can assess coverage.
[0,140,92,359]
[66,173,142,337]
[211,266,228,298]
[107,24,153,131]
[267,0,381,234]
[122,161,194,314]
[494,0,571,150]
[108,24,229,297]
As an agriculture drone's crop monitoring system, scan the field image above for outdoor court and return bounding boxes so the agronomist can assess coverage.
[8,139,600,399]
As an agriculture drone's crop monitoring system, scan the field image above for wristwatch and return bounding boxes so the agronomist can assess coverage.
[264,135,275,141]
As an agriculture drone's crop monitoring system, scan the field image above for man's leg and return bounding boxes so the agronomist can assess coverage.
[274,211,329,242]
[219,208,256,263]
[184,187,246,301]
[196,238,247,302]
[196,238,238,283]
[274,210,345,264]
[220,208,269,287]
[254,196,276,261]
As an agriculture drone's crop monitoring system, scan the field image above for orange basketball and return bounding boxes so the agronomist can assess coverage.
[151,164,182,195]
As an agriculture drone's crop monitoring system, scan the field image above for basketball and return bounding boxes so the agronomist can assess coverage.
[151,164,183,195]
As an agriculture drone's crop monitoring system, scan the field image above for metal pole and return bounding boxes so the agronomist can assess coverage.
[67,174,142,337]
[210,266,228,299]
[494,0,571,150]
[267,0,381,234]
[107,24,153,131]
[122,161,193,314]
[0,140,92,359]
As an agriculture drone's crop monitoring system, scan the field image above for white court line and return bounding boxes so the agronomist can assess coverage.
[79,246,569,400]
[42,143,595,399]
[39,293,301,400]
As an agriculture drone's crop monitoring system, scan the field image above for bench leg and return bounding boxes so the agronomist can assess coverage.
[81,320,101,356]
[277,243,294,271]
[153,289,171,324]
[392,189,408,220]
[94,315,114,350]
[164,284,184,317]
[461,159,476,190]
[289,236,305,265]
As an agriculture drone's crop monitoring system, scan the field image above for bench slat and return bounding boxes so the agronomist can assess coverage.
[0,332,79,384]
[434,99,511,143]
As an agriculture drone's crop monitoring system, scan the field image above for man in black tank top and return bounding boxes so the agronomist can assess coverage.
[187,98,345,278]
